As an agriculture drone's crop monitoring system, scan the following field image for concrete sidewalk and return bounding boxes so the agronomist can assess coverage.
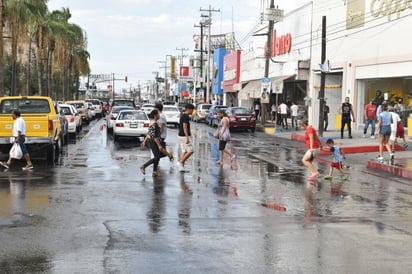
[258,123,412,180]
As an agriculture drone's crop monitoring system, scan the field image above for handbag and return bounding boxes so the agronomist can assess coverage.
[10,143,23,159]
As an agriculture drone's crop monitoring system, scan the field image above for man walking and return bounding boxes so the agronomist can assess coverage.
[363,99,377,138]
[1,109,34,170]
[279,101,289,129]
[323,101,330,131]
[176,103,195,172]
[338,97,356,139]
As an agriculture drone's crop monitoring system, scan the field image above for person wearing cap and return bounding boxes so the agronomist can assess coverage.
[363,98,377,138]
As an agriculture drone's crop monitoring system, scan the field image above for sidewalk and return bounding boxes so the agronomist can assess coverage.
[257,122,412,180]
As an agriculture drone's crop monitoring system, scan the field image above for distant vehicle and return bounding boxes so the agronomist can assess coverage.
[113,110,150,141]
[106,106,134,133]
[206,105,228,127]
[226,107,257,132]
[162,105,180,127]
[163,101,176,106]
[193,103,212,123]
[141,103,155,114]
[110,99,136,111]
[86,102,95,120]
[85,99,103,117]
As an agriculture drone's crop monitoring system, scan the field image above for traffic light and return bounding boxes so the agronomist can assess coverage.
[125,76,128,83]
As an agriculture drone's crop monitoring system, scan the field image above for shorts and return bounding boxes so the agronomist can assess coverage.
[17,136,28,155]
[178,136,194,153]
[304,148,320,162]
[219,140,228,151]
[330,161,343,170]
[396,122,405,138]
[379,125,391,136]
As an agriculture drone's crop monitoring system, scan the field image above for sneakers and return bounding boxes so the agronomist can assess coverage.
[403,143,408,149]
[341,175,348,181]
[0,162,10,169]
[390,153,395,160]
[230,155,236,161]
[377,156,384,162]
[362,134,366,138]
[176,162,185,172]
[22,164,33,171]
[324,175,332,180]
[370,135,376,139]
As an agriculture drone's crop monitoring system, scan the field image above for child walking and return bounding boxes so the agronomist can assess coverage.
[323,138,348,181]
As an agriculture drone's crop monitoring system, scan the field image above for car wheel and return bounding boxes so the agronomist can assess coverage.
[113,134,119,141]
[251,127,256,133]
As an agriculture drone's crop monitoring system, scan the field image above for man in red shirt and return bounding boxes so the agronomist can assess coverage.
[363,99,377,138]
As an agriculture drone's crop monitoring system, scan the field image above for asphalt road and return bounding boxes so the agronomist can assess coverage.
[0,118,411,273]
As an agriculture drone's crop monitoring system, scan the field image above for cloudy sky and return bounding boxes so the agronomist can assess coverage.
[48,0,307,91]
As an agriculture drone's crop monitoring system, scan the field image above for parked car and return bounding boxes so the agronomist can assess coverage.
[141,103,155,114]
[206,105,228,127]
[65,100,90,125]
[226,107,257,132]
[193,103,212,123]
[113,110,150,141]
[58,103,82,137]
[162,105,180,127]
[86,102,96,120]
[106,106,134,133]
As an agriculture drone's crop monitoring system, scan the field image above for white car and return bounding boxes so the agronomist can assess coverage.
[58,104,81,136]
[86,99,103,117]
[86,102,96,120]
[106,106,134,133]
[113,110,150,141]
[163,106,180,127]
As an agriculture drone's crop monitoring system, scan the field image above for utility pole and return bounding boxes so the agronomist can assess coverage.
[194,20,206,102]
[200,5,220,104]
[262,0,276,126]
[318,16,327,137]
[176,47,189,102]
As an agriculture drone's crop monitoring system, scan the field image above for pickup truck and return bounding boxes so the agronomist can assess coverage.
[0,96,62,163]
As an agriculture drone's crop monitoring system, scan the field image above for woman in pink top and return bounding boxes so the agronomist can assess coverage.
[301,120,321,179]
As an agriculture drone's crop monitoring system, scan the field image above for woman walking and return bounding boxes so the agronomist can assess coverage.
[375,104,393,162]
[214,109,235,165]
[300,120,321,180]
[140,109,173,177]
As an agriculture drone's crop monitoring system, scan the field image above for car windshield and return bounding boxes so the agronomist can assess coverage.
[0,99,50,114]
[112,107,133,114]
[232,108,251,114]
[60,106,72,115]
[118,111,148,120]
[201,105,212,110]
[113,100,135,107]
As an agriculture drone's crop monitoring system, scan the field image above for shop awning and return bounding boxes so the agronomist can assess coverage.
[238,80,261,100]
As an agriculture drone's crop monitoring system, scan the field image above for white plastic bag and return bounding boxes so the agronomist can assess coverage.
[10,143,23,159]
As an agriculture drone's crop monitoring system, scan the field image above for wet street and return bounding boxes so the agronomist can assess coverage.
[0,118,411,273]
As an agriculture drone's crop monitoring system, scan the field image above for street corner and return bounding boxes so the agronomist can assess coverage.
[367,158,412,180]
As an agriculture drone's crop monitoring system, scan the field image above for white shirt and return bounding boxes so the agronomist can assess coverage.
[13,117,26,137]
[157,112,167,139]
[290,104,298,116]
[390,112,400,132]
[280,103,288,114]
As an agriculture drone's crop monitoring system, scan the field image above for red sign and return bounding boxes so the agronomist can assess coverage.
[222,50,241,91]
[180,66,189,77]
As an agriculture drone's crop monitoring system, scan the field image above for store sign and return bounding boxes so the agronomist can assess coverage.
[266,29,292,57]
[370,0,412,21]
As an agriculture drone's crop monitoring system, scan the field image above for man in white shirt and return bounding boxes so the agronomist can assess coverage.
[1,109,33,170]
[279,101,289,129]
[290,102,299,130]
[388,106,400,158]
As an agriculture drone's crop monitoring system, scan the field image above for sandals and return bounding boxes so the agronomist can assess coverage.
[140,166,145,175]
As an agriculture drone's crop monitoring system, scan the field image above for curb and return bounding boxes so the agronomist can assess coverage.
[367,160,412,180]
